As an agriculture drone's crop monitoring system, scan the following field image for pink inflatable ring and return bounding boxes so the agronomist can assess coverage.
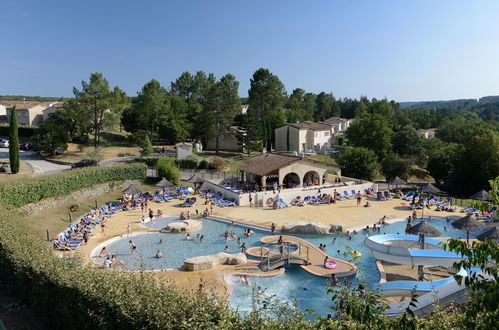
[324,258,337,269]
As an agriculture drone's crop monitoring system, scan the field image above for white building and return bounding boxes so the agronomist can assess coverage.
[176,142,193,159]
[417,128,437,139]
[321,117,354,134]
[42,101,65,120]
[2,100,64,126]
[241,104,249,115]
[275,121,333,153]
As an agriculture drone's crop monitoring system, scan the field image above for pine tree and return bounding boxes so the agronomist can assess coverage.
[9,106,20,173]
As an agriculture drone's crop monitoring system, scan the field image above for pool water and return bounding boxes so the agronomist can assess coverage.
[98,216,486,316]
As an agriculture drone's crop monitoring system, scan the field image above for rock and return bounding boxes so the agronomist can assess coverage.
[160,220,202,233]
[184,252,247,271]
[281,222,331,235]
[329,224,343,233]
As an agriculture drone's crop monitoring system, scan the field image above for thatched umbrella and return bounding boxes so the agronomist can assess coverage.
[156,178,173,187]
[470,190,492,201]
[477,227,499,244]
[123,184,143,195]
[406,220,441,237]
[388,176,406,190]
[408,219,441,281]
[452,215,486,232]
[421,183,441,194]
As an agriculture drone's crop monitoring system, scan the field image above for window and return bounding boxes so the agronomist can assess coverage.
[324,131,330,136]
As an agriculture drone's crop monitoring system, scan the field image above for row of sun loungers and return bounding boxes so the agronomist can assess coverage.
[53,203,125,250]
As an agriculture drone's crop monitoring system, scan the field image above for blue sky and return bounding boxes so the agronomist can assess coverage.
[1,1,498,101]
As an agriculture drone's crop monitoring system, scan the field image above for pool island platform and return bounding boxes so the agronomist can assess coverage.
[246,235,357,278]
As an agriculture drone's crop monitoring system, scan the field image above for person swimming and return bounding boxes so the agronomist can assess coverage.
[155,250,163,258]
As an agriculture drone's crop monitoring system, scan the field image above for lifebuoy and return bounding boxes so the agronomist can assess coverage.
[351,251,362,258]
[266,197,274,205]
[324,259,337,269]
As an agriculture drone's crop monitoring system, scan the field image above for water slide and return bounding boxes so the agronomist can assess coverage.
[364,234,475,315]
[364,234,464,268]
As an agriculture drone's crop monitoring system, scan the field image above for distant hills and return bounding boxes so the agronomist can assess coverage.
[400,95,499,110]
[0,95,63,102]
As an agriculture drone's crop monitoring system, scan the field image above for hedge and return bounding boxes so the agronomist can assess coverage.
[0,124,37,138]
[0,163,146,209]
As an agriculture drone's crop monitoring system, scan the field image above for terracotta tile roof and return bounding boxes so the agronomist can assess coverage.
[2,100,41,110]
[323,117,352,124]
[1,100,63,110]
[240,152,343,176]
[240,153,301,176]
[288,121,332,131]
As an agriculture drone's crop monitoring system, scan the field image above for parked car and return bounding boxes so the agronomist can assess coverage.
[19,142,33,150]
[71,159,98,169]
[0,139,9,148]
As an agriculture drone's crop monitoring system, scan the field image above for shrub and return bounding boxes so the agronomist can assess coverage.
[86,149,103,162]
[337,147,379,181]
[155,157,180,185]
[0,163,146,209]
[210,156,228,172]
[0,124,37,138]
[198,159,210,169]
[140,136,153,157]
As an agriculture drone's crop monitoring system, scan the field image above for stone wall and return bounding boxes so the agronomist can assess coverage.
[20,180,139,215]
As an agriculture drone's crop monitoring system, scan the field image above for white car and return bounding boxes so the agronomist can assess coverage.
[0,139,9,148]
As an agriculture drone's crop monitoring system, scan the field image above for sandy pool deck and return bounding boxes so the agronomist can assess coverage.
[72,195,463,295]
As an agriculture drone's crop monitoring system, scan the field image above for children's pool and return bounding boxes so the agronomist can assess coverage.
[96,215,485,316]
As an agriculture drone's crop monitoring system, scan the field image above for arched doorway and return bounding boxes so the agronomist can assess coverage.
[282,172,300,188]
[303,171,320,186]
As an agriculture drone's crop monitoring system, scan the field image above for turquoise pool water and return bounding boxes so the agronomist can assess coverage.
[97,215,486,316]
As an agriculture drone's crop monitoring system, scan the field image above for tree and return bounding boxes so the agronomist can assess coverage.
[140,134,153,156]
[381,154,413,181]
[337,147,379,181]
[447,130,499,195]
[346,114,394,160]
[489,176,499,206]
[122,79,170,140]
[171,71,216,140]
[161,95,189,143]
[248,68,287,150]
[436,116,490,144]
[54,99,92,142]
[8,106,20,173]
[392,125,425,164]
[155,157,180,185]
[315,92,336,121]
[213,74,240,153]
[73,73,126,148]
[31,119,69,156]
[442,239,498,329]
[426,141,459,184]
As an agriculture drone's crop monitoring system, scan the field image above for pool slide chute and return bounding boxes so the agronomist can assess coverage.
[364,234,464,267]
[364,234,477,315]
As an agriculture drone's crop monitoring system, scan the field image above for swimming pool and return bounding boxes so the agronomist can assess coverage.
[95,216,486,316]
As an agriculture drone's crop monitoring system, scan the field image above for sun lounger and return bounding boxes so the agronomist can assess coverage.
[402,191,415,200]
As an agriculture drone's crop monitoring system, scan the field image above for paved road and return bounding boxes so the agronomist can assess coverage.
[0,149,70,175]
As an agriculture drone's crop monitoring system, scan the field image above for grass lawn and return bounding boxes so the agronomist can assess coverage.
[24,181,195,240]
[24,186,126,239]
[305,154,337,165]
[46,144,140,163]
[0,160,32,183]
